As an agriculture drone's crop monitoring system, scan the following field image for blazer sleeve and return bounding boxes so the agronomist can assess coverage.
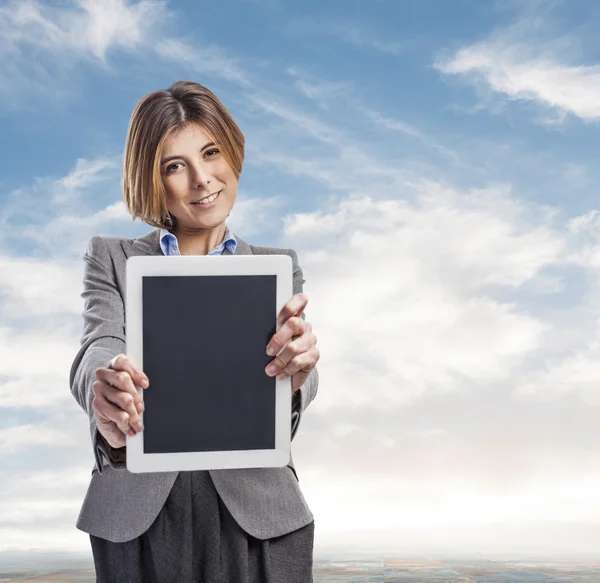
[69,236,128,474]
[288,249,319,441]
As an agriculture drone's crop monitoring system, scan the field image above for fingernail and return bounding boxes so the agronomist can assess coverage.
[141,378,149,388]
[266,365,277,375]
[137,422,144,432]
[128,428,136,437]
[266,346,275,356]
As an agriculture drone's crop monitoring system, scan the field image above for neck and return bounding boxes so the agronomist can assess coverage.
[171,223,227,256]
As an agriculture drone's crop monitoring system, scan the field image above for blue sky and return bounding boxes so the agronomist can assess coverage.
[2,0,600,558]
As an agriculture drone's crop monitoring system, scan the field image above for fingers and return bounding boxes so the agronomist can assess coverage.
[93,373,143,434]
[266,329,318,378]
[105,384,144,432]
[266,317,309,357]
[276,293,308,327]
[273,345,320,379]
[95,367,144,412]
[108,354,149,389]
[93,393,139,437]
[93,354,148,438]
[100,353,148,405]
[94,410,127,449]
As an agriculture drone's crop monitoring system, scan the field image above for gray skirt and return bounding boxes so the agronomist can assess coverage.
[89,470,314,583]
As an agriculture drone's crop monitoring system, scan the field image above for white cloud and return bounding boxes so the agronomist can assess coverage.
[0,423,73,454]
[568,209,600,240]
[0,0,166,63]
[244,90,423,197]
[0,374,74,410]
[0,158,130,417]
[3,156,118,219]
[0,324,79,413]
[227,193,287,237]
[247,91,349,147]
[0,0,248,103]
[435,39,600,122]
[515,331,600,404]
[306,464,600,530]
[0,466,93,551]
[56,157,119,196]
[0,155,131,258]
[74,0,167,60]
[283,184,567,412]
[360,108,460,161]
[154,38,251,86]
[286,67,355,109]
[0,256,83,318]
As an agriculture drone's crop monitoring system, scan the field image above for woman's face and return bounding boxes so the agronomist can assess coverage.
[160,123,238,232]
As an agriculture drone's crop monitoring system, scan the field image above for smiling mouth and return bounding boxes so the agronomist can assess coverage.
[191,190,221,205]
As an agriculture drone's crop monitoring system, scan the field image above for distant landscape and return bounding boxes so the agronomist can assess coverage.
[1,551,600,582]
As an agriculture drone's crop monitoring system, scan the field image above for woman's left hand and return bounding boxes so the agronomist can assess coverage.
[265,293,320,394]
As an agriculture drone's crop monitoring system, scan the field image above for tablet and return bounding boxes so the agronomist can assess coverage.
[124,254,293,473]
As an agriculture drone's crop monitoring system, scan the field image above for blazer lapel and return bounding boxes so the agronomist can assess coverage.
[123,227,252,257]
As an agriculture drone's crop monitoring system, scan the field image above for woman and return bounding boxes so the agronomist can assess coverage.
[69,80,320,582]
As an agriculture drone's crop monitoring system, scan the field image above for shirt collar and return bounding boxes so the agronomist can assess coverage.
[158,225,238,256]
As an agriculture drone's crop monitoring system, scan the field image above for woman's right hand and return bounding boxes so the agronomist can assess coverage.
[92,354,149,449]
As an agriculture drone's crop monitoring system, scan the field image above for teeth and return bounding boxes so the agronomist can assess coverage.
[193,191,219,205]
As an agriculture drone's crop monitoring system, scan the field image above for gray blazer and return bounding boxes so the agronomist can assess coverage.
[69,227,319,543]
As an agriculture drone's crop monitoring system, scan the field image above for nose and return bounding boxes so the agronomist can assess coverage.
[189,161,212,189]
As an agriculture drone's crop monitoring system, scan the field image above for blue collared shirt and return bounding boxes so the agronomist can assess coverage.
[158,225,238,256]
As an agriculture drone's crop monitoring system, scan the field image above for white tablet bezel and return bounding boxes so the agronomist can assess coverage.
[125,254,293,473]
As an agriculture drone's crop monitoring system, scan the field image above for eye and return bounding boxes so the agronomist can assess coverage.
[205,148,220,158]
[165,162,182,174]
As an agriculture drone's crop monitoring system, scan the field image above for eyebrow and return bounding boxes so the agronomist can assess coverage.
[160,142,216,165]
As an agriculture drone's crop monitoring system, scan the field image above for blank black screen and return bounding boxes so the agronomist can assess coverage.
[141,274,277,454]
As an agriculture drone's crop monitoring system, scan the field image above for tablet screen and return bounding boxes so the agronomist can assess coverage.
[140,274,277,455]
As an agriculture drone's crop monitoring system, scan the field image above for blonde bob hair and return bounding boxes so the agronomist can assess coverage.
[122,80,245,230]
